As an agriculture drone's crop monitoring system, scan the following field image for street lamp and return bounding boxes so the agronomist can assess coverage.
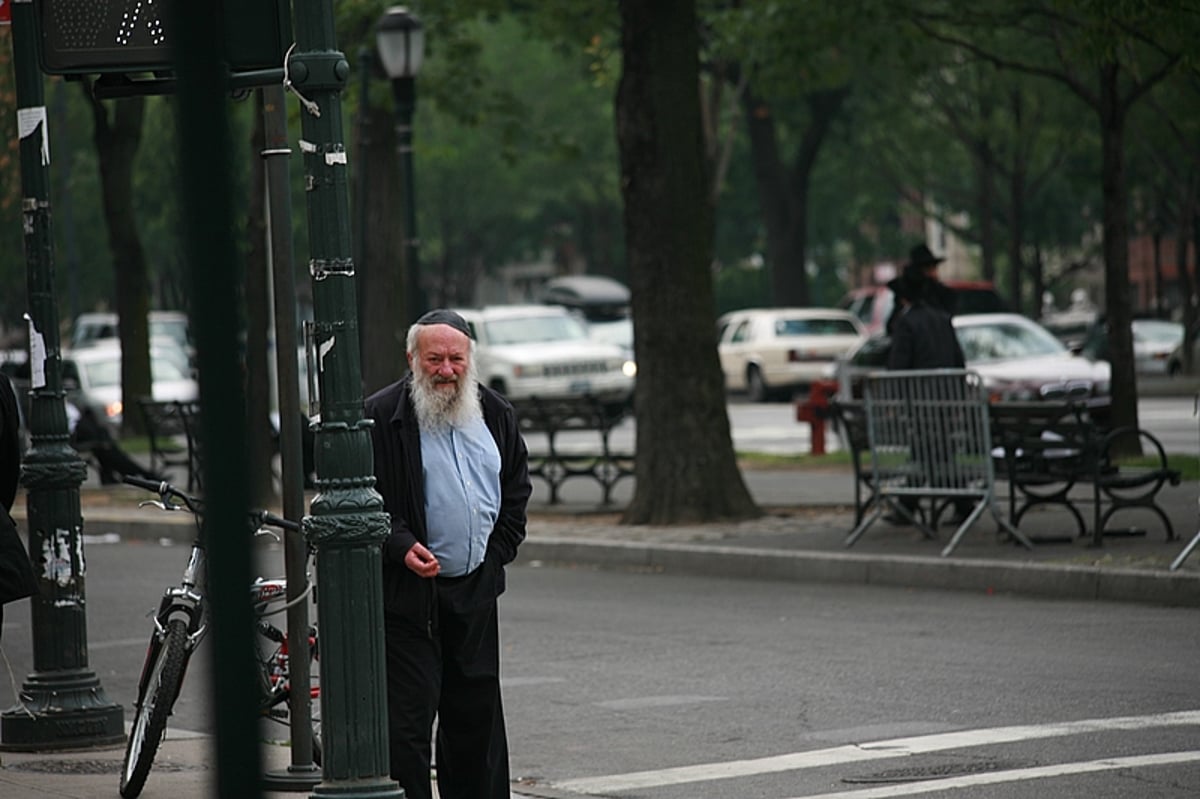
[376,6,425,322]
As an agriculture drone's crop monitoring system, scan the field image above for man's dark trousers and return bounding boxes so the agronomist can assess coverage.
[385,569,510,799]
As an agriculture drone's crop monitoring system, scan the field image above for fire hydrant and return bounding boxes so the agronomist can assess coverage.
[795,379,838,455]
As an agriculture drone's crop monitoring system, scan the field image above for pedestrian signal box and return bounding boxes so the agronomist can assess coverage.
[35,0,291,75]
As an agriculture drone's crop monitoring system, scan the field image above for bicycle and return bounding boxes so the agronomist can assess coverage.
[117,476,320,799]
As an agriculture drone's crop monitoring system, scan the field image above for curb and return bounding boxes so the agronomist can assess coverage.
[26,505,1200,609]
[517,537,1200,608]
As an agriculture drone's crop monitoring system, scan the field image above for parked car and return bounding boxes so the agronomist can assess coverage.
[72,311,194,365]
[840,280,1006,336]
[452,305,636,413]
[541,275,635,360]
[62,345,200,433]
[540,274,630,321]
[717,308,866,402]
[1080,317,1183,376]
[834,312,1111,402]
[1168,325,1200,376]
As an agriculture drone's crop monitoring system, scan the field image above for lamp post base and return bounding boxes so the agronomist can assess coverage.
[262,763,323,792]
[0,669,124,750]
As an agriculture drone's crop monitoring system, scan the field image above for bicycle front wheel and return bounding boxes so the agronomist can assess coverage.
[120,618,191,799]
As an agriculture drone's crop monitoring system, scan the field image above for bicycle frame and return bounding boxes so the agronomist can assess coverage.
[119,476,320,799]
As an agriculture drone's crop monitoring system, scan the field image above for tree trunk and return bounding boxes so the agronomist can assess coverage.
[617,0,759,525]
[1097,62,1140,456]
[87,88,151,436]
[974,150,996,285]
[742,86,846,307]
[1007,156,1027,315]
[357,101,406,395]
[244,92,275,505]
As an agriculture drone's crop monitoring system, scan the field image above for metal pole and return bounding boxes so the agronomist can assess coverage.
[392,75,423,321]
[261,83,321,790]
[288,1,403,796]
[0,0,124,752]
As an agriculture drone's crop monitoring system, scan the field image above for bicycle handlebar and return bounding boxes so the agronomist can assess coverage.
[124,477,301,534]
[256,510,301,534]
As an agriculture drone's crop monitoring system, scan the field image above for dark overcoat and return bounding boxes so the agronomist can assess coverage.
[363,375,531,622]
[0,374,37,605]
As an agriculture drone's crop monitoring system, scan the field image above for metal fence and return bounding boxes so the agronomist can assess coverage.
[844,369,1032,557]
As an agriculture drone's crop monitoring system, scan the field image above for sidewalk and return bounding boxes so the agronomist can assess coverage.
[55,462,1200,608]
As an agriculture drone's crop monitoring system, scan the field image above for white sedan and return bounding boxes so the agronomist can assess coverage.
[718,308,866,401]
[63,345,199,433]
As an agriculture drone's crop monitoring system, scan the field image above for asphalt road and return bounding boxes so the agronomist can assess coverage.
[2,542,1196,798]
[568,394,1200,457]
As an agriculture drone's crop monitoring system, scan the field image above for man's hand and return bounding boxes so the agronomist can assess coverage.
[404,542,440,578]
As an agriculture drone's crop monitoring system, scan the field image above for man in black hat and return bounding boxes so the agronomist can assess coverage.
[885,249,970,525]
[364,309,531,799]
[886,265,965,370]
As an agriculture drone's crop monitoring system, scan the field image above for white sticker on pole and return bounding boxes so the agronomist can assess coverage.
[17,107,49,166]
[24,313,45,389]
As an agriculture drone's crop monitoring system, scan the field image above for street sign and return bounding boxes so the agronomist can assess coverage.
[34,0,291,75]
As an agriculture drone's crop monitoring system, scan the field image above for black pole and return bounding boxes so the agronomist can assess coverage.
[170,4,261,795]
[260,82,321,790]
[0,0,124,753]
[391,75,423,320]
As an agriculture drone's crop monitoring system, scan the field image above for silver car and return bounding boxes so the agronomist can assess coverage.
[834,313,1111,402]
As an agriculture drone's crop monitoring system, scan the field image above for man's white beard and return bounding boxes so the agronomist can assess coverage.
[410,360,483,431]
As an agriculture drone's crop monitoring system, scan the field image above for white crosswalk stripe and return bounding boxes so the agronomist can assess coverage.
[553,709,1200,794]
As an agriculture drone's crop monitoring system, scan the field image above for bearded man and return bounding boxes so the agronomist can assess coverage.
[364,309,531,799]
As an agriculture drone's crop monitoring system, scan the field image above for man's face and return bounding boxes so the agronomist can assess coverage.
[408,324,472,397]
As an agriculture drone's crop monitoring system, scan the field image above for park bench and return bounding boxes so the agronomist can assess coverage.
[988,399,1182,547]
[138,398,203,492]
[509,395,633,505]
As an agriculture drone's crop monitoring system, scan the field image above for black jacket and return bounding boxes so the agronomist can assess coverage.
[887,302,966,371]
[0,374,36,606]
[364,376,531,619]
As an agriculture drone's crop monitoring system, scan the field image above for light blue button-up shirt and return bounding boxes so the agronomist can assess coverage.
[420,416,502,577]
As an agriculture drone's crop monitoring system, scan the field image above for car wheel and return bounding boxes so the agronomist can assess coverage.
[746,366,769,403]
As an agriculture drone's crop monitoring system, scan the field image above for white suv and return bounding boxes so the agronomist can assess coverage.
[453,305,636,411]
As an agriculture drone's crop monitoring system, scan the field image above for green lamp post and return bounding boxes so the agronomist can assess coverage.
[288,1,404,796]
[0,0,124,752]
[376,6,426,322]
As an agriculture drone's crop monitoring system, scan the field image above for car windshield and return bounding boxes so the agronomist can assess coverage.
[775,318,859,336]
[955,320,1065,362]
[484,314,589,345]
